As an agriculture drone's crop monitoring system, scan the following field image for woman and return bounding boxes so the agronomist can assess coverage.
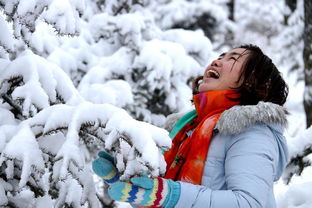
[92,44,289,208]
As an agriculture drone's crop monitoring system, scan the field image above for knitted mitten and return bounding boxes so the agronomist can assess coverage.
[108,176,181,208]
[92,151,119,183]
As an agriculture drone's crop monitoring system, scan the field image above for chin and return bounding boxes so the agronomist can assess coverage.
[198,86,214,92]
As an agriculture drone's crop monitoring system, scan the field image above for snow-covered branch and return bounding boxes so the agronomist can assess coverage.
[283,126,312,184]
[0,101,171,206]
[0,50,83,119]
[0,47,172,206]
[0,0,85,58]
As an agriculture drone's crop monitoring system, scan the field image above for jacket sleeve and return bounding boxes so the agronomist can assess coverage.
[175,124,280,208]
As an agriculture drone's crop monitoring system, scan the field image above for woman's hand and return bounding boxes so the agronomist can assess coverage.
[108,176,181,208]
[92,151,120,184]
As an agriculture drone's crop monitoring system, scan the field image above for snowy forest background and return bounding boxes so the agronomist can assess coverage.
[0,0,311,207]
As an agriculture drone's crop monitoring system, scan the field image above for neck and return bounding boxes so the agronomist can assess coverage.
[193,90,240,120]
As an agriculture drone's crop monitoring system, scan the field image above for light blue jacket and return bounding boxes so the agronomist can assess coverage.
[172,102,289,208]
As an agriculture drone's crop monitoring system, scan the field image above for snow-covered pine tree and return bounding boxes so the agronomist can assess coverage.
[278,0,304,75]
[233,0,285,53]
[0,0,176,207]
[0,50,171,207]
[149,0,235,50]
[46,0,214,126]
[0,0,217,207]
[0,0,84,59]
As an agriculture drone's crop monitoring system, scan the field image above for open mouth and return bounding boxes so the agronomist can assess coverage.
[206,69,220,79]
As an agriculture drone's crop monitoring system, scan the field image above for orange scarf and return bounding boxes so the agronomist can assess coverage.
[164,90,239,185]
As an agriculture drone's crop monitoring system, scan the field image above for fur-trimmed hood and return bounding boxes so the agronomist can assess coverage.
[164,101,288,136]
[216,101,288,135]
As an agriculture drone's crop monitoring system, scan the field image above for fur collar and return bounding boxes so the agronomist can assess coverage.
[164,102,288,136]
[216,101,288,135]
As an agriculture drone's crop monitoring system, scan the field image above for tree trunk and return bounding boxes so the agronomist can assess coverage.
[303,0,312,127]
[227,0,235,21]
[223,0,234,48]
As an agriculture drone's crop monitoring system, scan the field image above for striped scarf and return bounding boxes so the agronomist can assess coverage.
[164,90,239,185]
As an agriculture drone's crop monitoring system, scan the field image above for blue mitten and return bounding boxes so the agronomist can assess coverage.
[92,151,120,184]
[108,176,181,208]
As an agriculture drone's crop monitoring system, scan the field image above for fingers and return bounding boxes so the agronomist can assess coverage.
[97,151,115,163]
[92,158,114,177]
[130,177,154,189]
[92,157,119,183]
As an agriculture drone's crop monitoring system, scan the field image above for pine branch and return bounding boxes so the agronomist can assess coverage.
[6,201,18,208]
[35,126,68,138]
[1,94,26,119]
[55,92,66,104]
[285,145,312,184]
[0,44,12,54]
[25,179,45,198]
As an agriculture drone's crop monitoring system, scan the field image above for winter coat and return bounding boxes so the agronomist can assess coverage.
[165,101,289,208]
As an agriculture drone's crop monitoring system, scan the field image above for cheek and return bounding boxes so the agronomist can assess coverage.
[228,67,244,86]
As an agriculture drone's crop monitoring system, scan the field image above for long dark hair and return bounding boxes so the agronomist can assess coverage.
[193,44,288,106]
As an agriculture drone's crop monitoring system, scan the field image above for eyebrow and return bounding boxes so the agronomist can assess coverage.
[219,52,244,57]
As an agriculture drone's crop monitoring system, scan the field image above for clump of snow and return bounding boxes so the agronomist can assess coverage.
[7,188,35,208]
[80,80,133,107]
[41,0,83,35]
[0,178,12,206]
[162,29,213,66]
[0,124,45,187]
[0,15,14,52]
[277,182,312,208]
[287,126,312,158]
[0,50,84,118]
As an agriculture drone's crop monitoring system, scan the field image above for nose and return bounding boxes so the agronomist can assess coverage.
[211,59,222,67]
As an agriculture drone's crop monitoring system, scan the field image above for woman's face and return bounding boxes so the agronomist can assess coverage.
[198,48,249,92]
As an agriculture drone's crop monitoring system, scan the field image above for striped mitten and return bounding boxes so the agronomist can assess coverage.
[92,151,120,184]
[108,176,181,208]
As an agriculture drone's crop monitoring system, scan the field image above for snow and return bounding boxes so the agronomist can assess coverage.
[277,182,312,208]
[16,0,40,16]
[162,29,213,65]
[0,15,14,51]
[0,178,11,205]
[41,0,81,35]
[79,79,134,107]
[1,0,18,15]
[7,188,35,208]
[0,0,311,207]
[47,48,78,75]
[35,195,54,208]
[0,124,45,187]
[283,72,306,137]
[287,125,312,158]
[29,22,61,55]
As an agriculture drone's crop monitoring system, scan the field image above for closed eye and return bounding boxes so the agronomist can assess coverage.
[230,57,237,61]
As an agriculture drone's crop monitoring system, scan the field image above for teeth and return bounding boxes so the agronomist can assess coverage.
[207,69,220,78]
